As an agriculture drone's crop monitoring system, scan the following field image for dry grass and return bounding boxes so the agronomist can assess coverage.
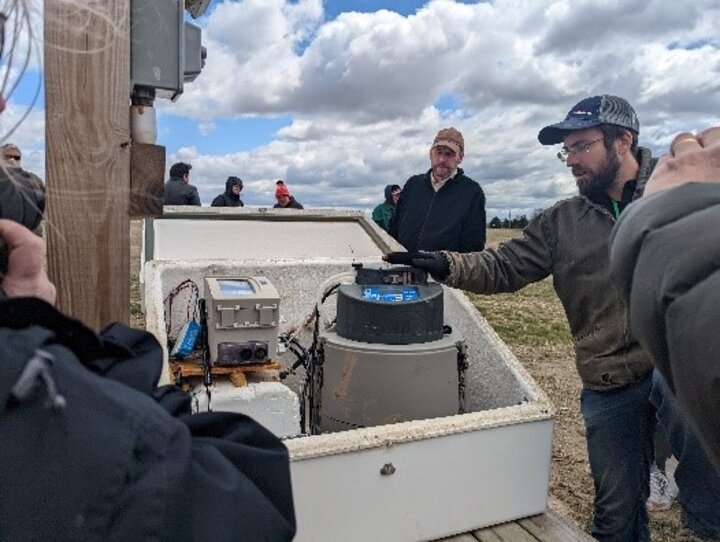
[130,220,145,329]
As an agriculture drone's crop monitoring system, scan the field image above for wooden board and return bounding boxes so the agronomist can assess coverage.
[432,508,593,542]
[171,360,281,387]
[474,522,539,542]
[130,142,165,218]
[518,508,594,541]
[44,0,131,328]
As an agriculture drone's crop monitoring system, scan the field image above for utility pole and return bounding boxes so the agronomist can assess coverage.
[44,0,131,328]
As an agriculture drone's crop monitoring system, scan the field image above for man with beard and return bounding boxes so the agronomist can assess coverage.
[389,127,486,252]
[386,95,720,542]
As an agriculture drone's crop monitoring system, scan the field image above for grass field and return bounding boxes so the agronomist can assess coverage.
[130,222,682,539]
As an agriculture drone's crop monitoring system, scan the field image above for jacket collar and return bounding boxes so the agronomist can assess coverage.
[633,146,656,199]
[578,146,655,217]
[425,167,464,186]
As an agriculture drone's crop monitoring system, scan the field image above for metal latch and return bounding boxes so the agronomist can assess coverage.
[217,304,240,328]
[257,303,278,326]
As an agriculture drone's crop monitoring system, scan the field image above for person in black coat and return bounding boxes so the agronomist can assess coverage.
[0,219,296,541]
[164,162,201,206]
[211,176,244,207]
[389,127,486,252]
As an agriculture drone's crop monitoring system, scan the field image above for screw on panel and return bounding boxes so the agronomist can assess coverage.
[380,463,396,476]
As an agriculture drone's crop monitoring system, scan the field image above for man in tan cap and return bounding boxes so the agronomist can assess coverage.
[389,127,486,252]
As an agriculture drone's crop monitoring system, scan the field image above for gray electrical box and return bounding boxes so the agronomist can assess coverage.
[204,277,280,365]
[131,0,206,100]
[183,22,203,83]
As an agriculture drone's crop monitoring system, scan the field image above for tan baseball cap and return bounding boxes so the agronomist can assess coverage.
[431,127,464,157]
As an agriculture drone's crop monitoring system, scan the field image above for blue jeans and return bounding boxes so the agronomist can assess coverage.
[650,370,720,539]
[581,374,655,542]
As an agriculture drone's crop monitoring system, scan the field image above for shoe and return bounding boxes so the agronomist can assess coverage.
[646,463,676,512]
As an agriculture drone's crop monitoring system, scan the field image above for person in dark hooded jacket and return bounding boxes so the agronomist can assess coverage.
[372,184,401,232]
[211,176,244,207]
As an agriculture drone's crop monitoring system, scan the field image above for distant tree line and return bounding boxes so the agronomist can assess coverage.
[488,215,529,229]
[488,208,545,229]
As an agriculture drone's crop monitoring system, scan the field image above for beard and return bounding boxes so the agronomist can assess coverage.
[573,149,621,200]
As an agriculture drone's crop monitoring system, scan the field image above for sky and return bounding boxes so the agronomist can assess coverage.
[3,0,720,220]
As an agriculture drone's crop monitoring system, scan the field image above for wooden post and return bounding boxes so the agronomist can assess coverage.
[44,0,131,328]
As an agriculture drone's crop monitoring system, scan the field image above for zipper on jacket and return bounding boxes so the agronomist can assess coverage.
[415,191,437,251]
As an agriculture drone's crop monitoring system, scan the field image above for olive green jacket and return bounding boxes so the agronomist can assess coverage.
[442,148,655,390]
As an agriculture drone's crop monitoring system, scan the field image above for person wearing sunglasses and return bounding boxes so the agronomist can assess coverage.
[386,95,720,542]
[0,141,45,230]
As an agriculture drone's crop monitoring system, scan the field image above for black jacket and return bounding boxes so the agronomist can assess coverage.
[273,196,304,209]
[0,168,45,230]
[164,177,201,206]
[211,193,244,207]
[610,182,720,465]
[211,179,244,207]
[0,297,296,541]
[389,168,486,252]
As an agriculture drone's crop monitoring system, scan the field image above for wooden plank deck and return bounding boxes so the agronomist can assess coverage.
[436,507,594,542]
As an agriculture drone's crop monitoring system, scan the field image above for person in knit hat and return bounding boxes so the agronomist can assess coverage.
[211,176,244,207]
[273,180,304,209]
[389,127,485,252]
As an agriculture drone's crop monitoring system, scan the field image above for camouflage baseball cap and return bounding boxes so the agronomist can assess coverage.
[538,95,639,145]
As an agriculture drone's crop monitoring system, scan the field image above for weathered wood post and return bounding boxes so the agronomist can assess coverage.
[44,0,131,328]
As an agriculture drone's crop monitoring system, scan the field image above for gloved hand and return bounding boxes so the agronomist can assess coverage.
[383,251,450,281]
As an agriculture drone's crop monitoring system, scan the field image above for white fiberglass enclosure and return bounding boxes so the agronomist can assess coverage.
[143,207,554,542]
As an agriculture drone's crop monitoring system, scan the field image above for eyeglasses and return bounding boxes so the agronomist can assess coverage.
[557,137,604,163]
[4,155,20,161]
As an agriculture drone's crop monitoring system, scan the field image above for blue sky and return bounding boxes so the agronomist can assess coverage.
[6,0,720,218]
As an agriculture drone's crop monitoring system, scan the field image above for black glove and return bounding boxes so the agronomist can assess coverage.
[383,251,450,281]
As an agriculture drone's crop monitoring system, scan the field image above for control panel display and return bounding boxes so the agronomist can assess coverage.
[218,279,254,296]
[362,286,418,303]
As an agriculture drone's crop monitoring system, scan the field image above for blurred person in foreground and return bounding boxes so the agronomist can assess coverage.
[211,175,244,207]
[0,2,296,540]
[389,127,486,252]
[386,96,720,542]
[610,127,720,470]
[372,184,401,232]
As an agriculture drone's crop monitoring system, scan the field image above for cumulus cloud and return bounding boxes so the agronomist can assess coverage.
[17,0,720,217]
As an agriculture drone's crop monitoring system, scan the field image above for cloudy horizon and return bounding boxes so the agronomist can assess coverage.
[4,0,720,221]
